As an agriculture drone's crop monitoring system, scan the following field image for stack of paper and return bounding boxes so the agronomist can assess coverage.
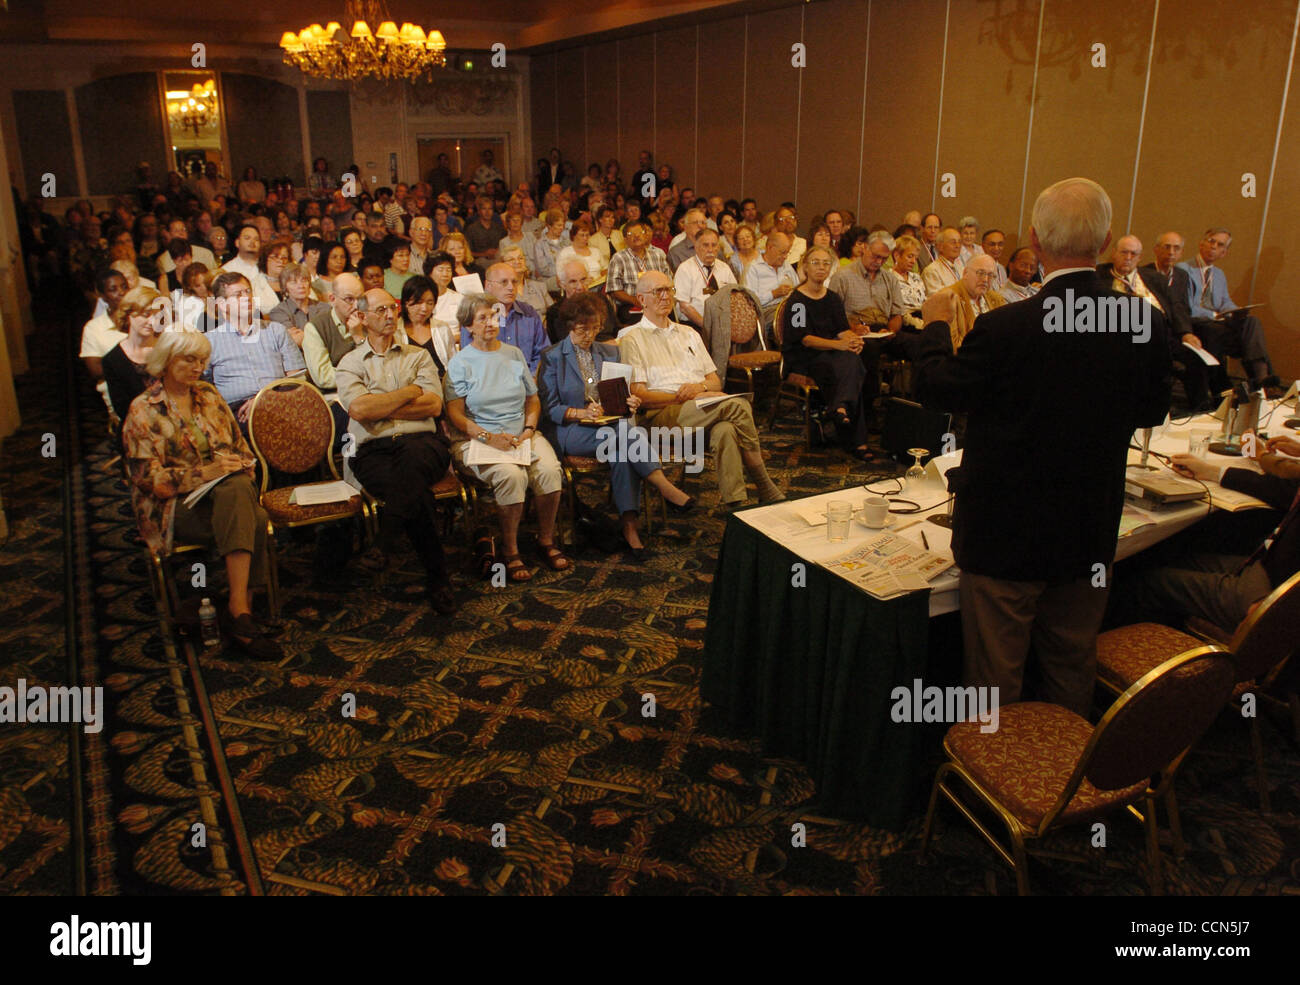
[288,481,357,506]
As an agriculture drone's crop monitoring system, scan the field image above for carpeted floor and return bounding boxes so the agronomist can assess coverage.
[3,292,1298,896]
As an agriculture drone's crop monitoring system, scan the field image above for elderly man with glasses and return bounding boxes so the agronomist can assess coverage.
[928,253,1006,352]
[759,205,807,269]
[618,271,785,510]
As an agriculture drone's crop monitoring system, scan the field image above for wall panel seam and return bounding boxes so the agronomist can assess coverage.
[1125,0,1161,235]
[1016,0,1047,239]
[1250,0,1300,302]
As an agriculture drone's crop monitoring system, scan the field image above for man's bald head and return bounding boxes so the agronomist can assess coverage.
[763,231,791,266]
[330,272,363,320]
[962,253,998,298]
[1112,235,1143,276]
[560,259,589,296]
[362,287,398,337]
[484,262,518,306]
[636,269,675,325]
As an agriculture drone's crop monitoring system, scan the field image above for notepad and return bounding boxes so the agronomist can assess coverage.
[464,437,531,466]
[452,273,484,295]
[694,392,753,410]
[1182,342,1220,366]
[288,481,356,506]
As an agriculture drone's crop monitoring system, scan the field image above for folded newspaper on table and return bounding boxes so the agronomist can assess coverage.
[288,480,357,506]
[819,531,954,599]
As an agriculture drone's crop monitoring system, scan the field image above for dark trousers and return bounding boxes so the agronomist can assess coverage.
[353,432,451,583]
[787,348,869,448]
[1191,314,1273,389]
[860,328,925,422]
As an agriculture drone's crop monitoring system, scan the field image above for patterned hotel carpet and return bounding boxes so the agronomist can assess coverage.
[3,299,1299,896]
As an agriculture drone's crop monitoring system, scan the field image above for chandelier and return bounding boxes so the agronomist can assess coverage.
[280,0,447,82]
[167,80,218,138]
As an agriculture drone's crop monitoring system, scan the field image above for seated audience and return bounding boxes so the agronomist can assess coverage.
[931,254,1006,351]
[175,262,212,333]
[557,218,605,286]
[81,267,130,410]
[335,286,456,614]
[498,211,537,265]
[441,232,475,280]
[267,262,326,346]
[922,227,964,294]
[384,241,415,298]
[316,243,349,296]
[356,259,387,293]
[730,224,760,281]
[532,209,571,290]
[466,196,507,271]
[303,272,366,395]
[990,246,1040,303]
[122,331,279,657]
[589,206,624,263]
[458,263,549,372]
[979,229,1008,292]
[537,294,695,556]
[674,227,736,330]
[445,293,569,583]
[957,216,982,266]
[500,246,552,316]
[400,275,458,374]
[1177,227,1279,394]
[605,219,672,325]
[667,208,707,271]
[203,271,306,424]
[548,259,618,344]
[744,231,798,322]
[780,245,872,461]
[620,271,785,509]
[104,286,166,423]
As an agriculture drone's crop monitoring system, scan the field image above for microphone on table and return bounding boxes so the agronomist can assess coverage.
[927,466,958,529]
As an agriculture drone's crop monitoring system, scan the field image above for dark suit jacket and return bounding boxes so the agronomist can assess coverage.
[1221,468,1300,588]
[1097,262,1192,345]
[914,269,1173,581]
[536,337,621,443]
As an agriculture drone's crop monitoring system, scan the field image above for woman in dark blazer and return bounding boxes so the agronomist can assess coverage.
[538,295,694,556]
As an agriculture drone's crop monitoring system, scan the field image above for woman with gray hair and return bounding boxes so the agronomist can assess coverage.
[957,215,982,266]
[444,293,569,583]
[121,331,280,658]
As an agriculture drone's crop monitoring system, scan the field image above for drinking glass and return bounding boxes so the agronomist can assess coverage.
[826,500,851,542]
[905,448,928,488]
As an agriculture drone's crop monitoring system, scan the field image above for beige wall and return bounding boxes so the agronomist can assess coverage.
[529,0,1300,380]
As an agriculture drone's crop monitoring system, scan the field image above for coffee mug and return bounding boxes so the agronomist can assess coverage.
[861,496,889,527]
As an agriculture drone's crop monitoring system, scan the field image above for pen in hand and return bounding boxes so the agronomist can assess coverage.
[921,531,930,550]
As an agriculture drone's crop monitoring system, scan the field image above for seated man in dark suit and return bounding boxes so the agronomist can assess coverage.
[914,177,1172,714]
[1099,234,1212,411]
[1138,232,1209,407]
[1112,435,1300,632]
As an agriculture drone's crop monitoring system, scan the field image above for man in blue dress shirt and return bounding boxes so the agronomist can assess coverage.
[460,262,549,372]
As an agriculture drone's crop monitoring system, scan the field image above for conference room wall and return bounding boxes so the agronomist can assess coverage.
[528,0,1300,380]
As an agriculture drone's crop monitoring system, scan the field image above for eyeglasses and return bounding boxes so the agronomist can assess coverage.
[806,259,834,269]
[370,304,399,315]
[642,287,675,299]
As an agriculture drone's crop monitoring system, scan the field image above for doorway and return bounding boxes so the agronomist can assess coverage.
[417,136,507,196]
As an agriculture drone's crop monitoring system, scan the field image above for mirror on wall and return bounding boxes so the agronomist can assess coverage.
[162,71,224,180]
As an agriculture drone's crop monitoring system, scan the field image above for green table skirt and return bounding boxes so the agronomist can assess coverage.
[701,514,934,830]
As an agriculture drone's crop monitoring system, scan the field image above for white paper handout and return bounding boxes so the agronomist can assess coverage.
[464,436,532,467]
[183,471,238,508]
[452,273,484,295]
[599,361,635,383]
[1182,342,1220,366]
[693,392,753,410]
[288,481,357,506]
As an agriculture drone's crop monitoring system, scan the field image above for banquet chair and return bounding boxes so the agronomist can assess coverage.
[247,378,371,611]
[1094,570,1300,815]
[713,288,781,400]
[920,647,1235,896]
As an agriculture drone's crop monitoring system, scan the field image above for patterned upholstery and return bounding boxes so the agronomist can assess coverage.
[562,455,604,470]
[946,703,1149,828]
[1096,622,1203,690]
[249,382,334,475]
[729,292,760,344]
[430,471,464,498]
[786,373,816,389]
[729,351,781,370]
[262,485,363,524]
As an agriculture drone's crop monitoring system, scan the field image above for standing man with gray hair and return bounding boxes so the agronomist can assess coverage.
[914,177,1172,714]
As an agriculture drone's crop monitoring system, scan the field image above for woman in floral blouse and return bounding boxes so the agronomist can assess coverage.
[122,331,280,657]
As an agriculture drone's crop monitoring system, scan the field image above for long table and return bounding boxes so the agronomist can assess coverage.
[700,410,1290,829]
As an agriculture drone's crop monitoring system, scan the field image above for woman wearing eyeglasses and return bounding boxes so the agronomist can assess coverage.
[778,244,873,462]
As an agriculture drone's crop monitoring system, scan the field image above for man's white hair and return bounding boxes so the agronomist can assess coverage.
[1031,177,1112,260]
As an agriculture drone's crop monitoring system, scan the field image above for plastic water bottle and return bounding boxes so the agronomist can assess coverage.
[199,598,221,648]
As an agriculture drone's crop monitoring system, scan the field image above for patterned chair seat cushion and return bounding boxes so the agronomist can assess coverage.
[1097,623,1203,690]
[945,703,1150,829]
[729,351,781,369]
[784,373,817,389]
[563,455,604,470]
[430,471,463,497]
[262,484,362,524]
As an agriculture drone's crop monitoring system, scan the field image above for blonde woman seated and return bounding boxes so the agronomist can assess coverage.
[121,331,279,658]
[888,234,928,328]
[500,245,553,314]
[441,232,476,280]
[445,294,569,582]
[104,285,167,423]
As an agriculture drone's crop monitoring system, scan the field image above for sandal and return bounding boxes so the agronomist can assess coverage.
[474,531,498,580]
[535,542,572,572]
[502,554,533,583]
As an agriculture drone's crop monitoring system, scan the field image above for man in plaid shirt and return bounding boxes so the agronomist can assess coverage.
[605,219,671,325]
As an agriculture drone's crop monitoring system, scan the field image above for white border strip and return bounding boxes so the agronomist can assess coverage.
[857,0,873,221]
[1250,0,1300,301]
[1125,0,1161,235]
[1016,0,1047,238]
[932,0,952,209]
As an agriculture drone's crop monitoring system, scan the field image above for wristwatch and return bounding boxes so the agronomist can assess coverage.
[476,431,489,443]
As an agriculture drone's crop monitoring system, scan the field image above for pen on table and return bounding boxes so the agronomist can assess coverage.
[921,531,930,550]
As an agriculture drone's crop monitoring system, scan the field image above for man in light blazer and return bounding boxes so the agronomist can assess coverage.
[1177,227,1278,394]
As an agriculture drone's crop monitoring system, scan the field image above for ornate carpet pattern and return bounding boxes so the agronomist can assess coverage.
[3,302,1299,896]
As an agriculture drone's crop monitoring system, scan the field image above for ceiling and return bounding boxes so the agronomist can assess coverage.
[0,0,782,51]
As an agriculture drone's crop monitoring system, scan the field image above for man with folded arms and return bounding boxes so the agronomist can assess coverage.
[620,271,784,510]
[337,287,456,615]
[915,177,1171,714]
